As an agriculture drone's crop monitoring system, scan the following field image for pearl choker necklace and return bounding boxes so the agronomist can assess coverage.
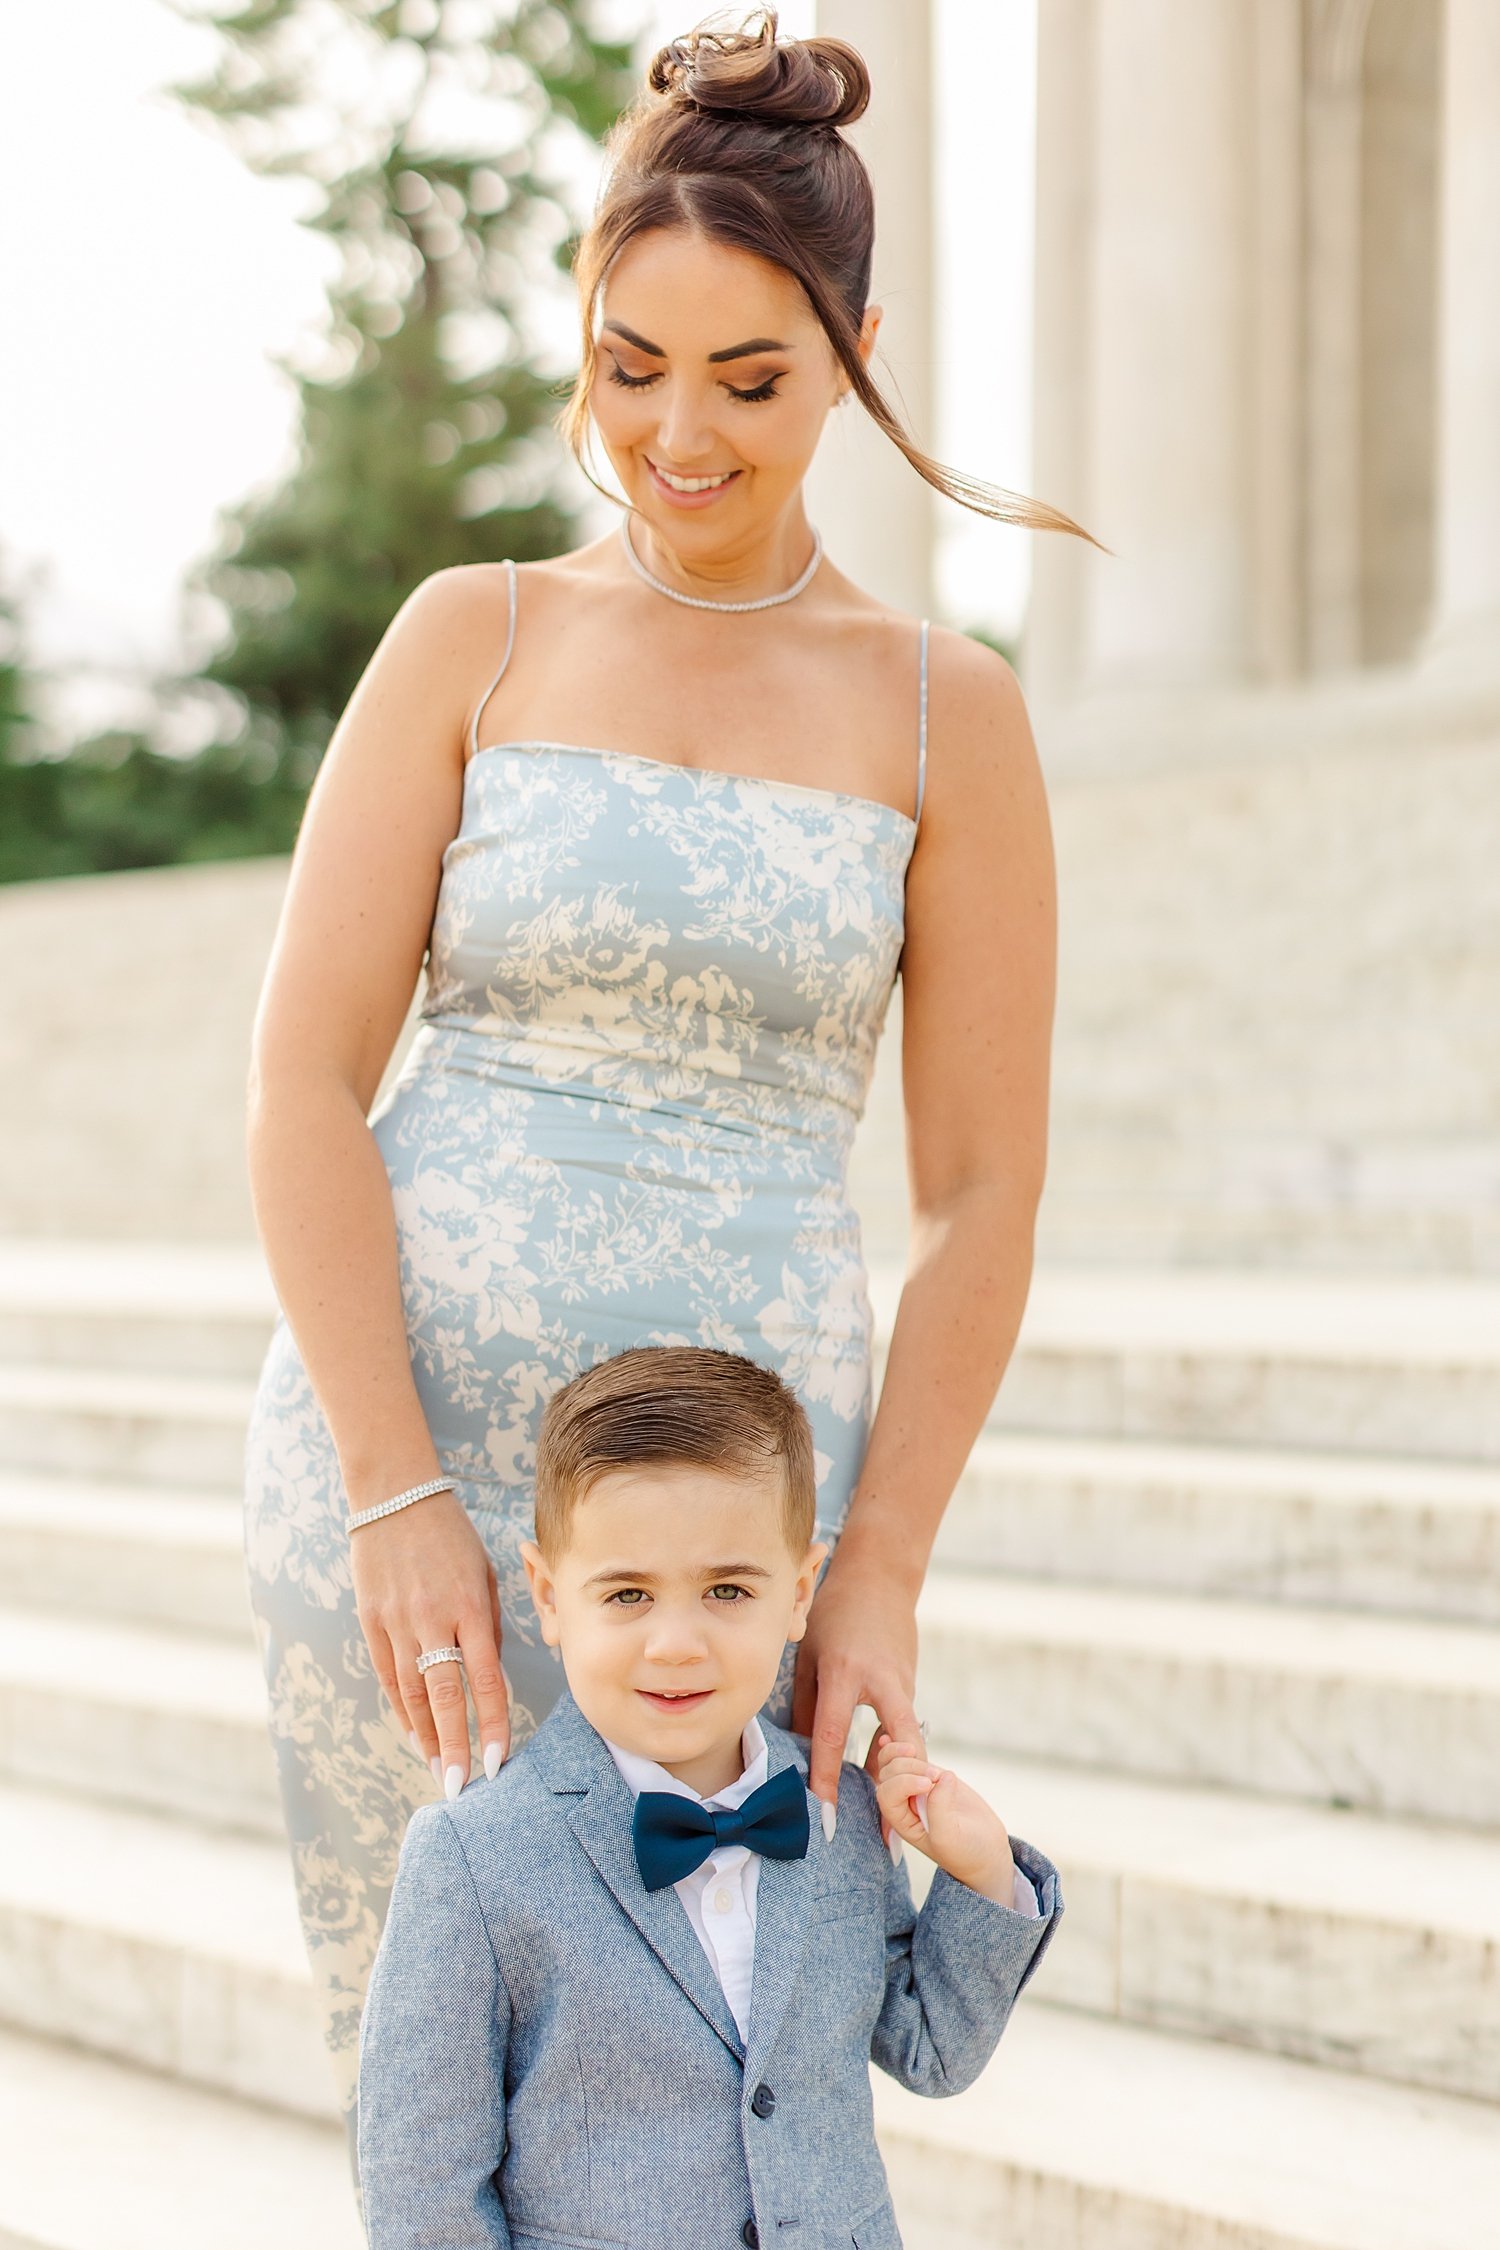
[620,513,823,612]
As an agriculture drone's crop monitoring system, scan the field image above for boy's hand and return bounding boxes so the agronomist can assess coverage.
[873,1731,1017,1905]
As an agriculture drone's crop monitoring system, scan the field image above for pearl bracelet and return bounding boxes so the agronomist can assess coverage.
[347,1475,456,1533]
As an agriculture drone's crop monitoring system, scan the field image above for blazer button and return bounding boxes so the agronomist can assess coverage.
[750,2082,776,2118]
[741,2223,759,2248]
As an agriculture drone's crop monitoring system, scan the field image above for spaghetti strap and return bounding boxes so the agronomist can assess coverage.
[914,617,929,828]
[467,557,519,759]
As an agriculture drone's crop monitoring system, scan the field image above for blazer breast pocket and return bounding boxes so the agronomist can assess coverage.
[811,1878,884,1927]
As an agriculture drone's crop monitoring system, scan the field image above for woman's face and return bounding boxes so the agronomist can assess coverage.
[589,225,878,546]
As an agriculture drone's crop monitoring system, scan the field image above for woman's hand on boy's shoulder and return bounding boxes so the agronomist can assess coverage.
[871,1731,1017,1905]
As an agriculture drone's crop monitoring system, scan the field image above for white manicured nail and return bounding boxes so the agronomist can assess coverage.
[889,1831,904,1867]
[407,1730,420,1756]
[445,1763,467,1800]
[821,1800,837,1843]
[484,1741,505,1781]
[429,1755,442,1783]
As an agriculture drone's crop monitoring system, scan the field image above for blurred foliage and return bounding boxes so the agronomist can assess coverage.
[0,0,637,884]
[1,538,312,881]
[0,731,313,886]
[0,557,44,769]
[170,0,637,788]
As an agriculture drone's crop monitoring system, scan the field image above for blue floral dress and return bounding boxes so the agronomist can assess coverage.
[242,556,929,2161]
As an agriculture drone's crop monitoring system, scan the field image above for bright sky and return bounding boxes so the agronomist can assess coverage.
[0,1,1035,742]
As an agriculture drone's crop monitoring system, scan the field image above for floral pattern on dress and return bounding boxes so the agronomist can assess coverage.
[242,741,914,2173]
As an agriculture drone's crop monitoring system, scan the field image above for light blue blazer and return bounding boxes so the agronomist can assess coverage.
[357,1686,1064,2250]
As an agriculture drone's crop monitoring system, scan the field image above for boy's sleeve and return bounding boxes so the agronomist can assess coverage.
[358,1800,513,2247]
[866,1781,1064,2098]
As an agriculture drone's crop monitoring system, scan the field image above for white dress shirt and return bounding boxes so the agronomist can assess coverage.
[603,1717,1041,2043]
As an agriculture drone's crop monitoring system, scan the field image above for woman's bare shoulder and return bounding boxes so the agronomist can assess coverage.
[394,558,517,637]
[408,543,619,637]
[922,623,1036,792]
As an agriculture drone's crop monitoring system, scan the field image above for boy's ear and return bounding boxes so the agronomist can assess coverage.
[788,1538,830,1639]
[520,1537,560,1644]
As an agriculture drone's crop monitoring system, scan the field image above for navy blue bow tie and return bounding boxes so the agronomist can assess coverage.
[632,1764,810,1892]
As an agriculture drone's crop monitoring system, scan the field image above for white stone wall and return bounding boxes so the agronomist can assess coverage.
[0,856,416,1244]
[1034,704,1500,1271]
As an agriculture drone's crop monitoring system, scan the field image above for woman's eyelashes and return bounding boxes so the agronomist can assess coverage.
[604,364,784,404]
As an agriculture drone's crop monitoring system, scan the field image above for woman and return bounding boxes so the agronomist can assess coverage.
[243,5,1092,2187]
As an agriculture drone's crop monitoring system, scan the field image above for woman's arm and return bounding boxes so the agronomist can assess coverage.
[792,629,1058,1821]
[246,563,518,1780]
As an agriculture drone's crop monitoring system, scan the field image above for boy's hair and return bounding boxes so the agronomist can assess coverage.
[533,1345,817,1561]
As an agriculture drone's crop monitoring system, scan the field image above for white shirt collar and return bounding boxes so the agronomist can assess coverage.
[603,1711,770,1809]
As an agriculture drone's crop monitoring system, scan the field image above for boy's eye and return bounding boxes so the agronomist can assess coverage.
[604,1583,751,1606]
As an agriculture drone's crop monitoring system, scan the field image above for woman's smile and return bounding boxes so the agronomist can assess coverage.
[646,458,743,506]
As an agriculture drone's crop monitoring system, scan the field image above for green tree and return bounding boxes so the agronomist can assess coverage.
[0,5,636,886]
[0,544,310,879]
[0,550,45,769]
[169,0,637,790]
[0,548,64,883]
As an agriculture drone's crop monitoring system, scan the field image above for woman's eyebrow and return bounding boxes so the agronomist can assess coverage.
[601,318,795,363]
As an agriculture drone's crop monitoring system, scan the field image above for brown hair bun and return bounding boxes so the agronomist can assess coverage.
[648,7,870,132]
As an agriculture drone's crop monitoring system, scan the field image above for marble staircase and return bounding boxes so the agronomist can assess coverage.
[0,1242,1498,2249]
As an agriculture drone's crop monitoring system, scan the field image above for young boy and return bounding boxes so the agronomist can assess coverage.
[357,1346,1064,2250]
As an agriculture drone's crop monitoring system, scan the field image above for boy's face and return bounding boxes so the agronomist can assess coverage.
[520,1464,828,1794]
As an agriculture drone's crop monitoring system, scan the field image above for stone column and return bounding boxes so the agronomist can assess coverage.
[1247,0,1307,686]
[1423,0,1500,668]
[1026,0,1096,711]
[1301,0,1375,674]
[1081,0,1256,692]
[808,0,936,618]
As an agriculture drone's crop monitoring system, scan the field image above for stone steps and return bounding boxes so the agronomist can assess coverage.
[7,1408,1500,1638]
[0,1779,329,2118]
[0,1473,249,1636]
[0,1240,275,1380]
[871,1997,1500,2250]
[0,1366,255,1490]
[942,1427,1500,1625]
[917,1739,1500,2105]
[7,1240,1500,1464]
[875,1262,1500,1461]
[0,1606,284,1837]
[1033,1182,1500,1283]
[0,2022,362,2250]
[7,1764,1494,2250]
[917,1567,1500,1827]
[2,1237,1498,2248]
[9,1541,1500,1836]
[4,1603,1497,2107]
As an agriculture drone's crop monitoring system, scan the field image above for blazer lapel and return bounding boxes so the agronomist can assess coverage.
[741,1717,822,2077]
[529,1689,748,2064]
